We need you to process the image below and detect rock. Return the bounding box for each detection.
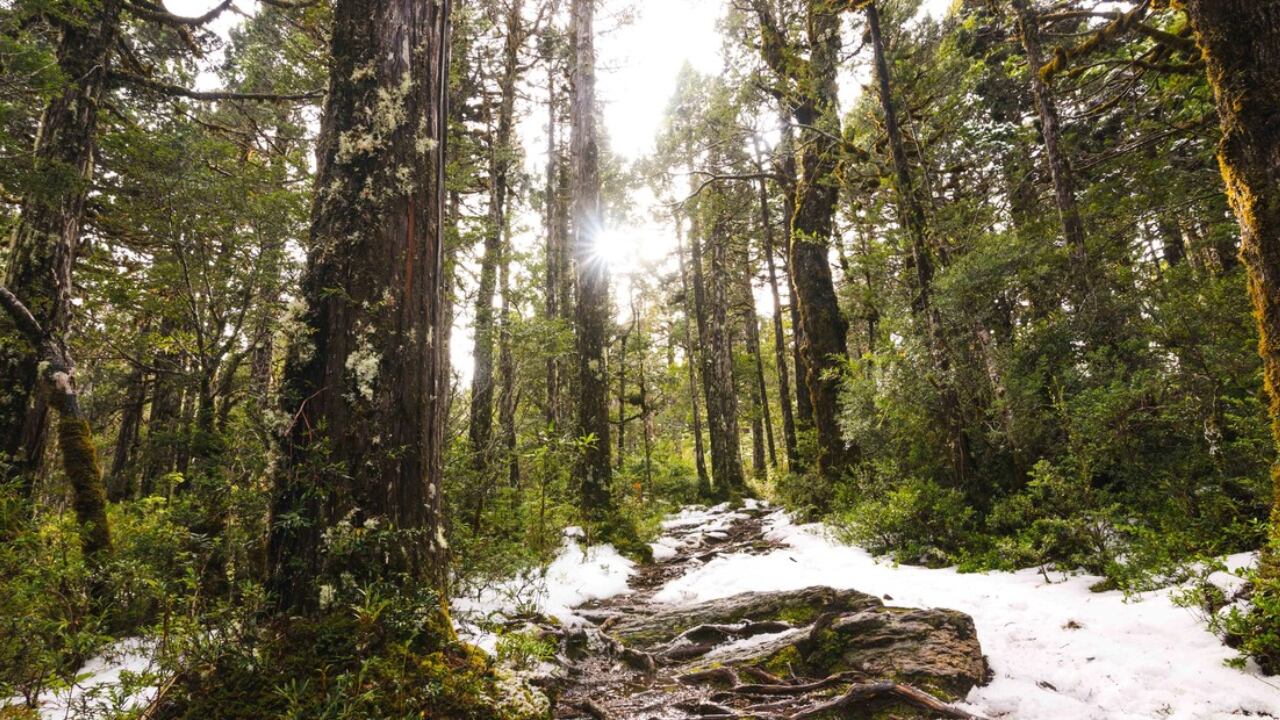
[776,606,989,701]
[611,587,882,647]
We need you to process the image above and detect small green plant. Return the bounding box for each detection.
[495,630,556,671]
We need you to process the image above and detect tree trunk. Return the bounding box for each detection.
[1013,0,1092,298]
[544,59,566,429]
[108,366,146,502]
[698,210,746,498]
[1175,0,1280,590]
[761,175,799,470]
[785,0,852,485]
[866,0,973,490]
[778,121,813,437]
[0,288,111,573]
[676,220,711,495]
[498,243,520,489]
[0,0,122,489]
[267,0,451,610]
[571,0,614,524]
[742,267,776,474]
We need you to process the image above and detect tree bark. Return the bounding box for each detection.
[571,0,614,523]
[1174,0,1280,589]
[742,264,776,474]
[0,288,111,570]
[676,219,711,495]
[1013,0,1092,298]
[788,1,852,485]
[776,117,813,440]
[108,366,147,501]
[267,0,452,610]
[696,208,746,498]
[0,0,122,489]
[760,174,799,470]
[470,0,522,475]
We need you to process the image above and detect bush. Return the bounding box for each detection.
[833,477,975,567]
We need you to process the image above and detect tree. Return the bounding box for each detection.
[1172,0,1280,656]
[570,0,614,526]
[266,0,452,609]
[750,0,853,486]
[0,0,123,487]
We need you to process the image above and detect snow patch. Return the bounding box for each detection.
[454,531,635,653]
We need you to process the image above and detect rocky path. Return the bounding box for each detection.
[538,503,991,720]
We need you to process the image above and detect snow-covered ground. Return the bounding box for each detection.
[453,527,635,653]
[654,508,1277,720]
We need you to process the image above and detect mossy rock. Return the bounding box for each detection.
[611,587,881,648]
[760,607,989,702]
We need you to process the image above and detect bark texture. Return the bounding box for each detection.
[752,0,852,484]
[571,0,614,521]
[0,0,122,488]
[1174,1,1280,582]
[267,0,452,610]
[676,221,711,495]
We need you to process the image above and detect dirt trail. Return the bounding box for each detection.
[543,503,988,720]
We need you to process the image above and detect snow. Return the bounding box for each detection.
[8,638,158,720]
[454,529,635,653]
[654,509,1279,720]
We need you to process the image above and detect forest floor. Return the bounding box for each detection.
[458,501,1280,720]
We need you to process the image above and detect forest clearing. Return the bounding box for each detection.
[1,0,1279,718]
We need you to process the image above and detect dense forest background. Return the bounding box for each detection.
[1,0,1279,716]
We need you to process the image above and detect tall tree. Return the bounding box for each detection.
[267,0,451,609]
[0,0,122,488]
[1012,0,1092,300]
[676,218,711,494]
[751,0,852,485]
[470,0,525,476]
[1173,0,1280,594]
[864,0,973,488]
[570,0,614,526]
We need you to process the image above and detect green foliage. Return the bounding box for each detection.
[834,475,976,567]
[159,584,548,720]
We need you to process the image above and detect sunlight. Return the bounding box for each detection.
[592,228,640,273]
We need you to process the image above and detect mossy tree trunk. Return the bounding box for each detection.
[570,0,615,525]
[0,288,111,569]
[0,0,122,490]
[752,0,853,489]
[266,0,452,610]
[1173,1,1280,582]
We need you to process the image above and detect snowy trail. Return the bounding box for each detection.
[653,507,1276,720]
[461,501,1279,719]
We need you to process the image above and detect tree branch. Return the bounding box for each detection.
[113,71,323,102]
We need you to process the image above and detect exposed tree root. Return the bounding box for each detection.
[788,681,987,720]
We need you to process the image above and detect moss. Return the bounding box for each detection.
[59,415,111,561]
[759,644,804,678]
